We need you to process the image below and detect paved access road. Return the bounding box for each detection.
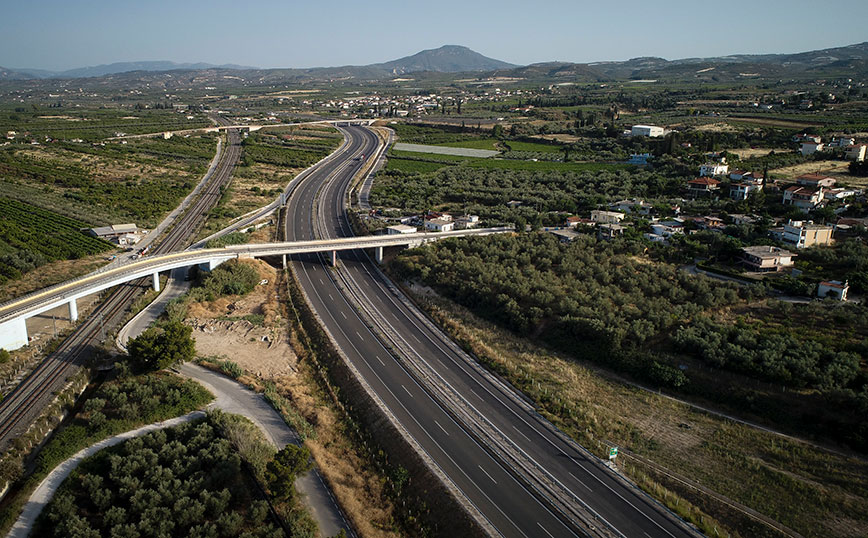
[286,126,700,538]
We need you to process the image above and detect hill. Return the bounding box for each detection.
[373,45,516,74]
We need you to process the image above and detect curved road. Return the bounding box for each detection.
[286,126,699,538]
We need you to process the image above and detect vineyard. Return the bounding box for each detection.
[0,198,114,284]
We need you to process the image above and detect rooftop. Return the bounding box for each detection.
[742,245,796,259]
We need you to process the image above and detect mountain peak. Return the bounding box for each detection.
[376,45,516,74]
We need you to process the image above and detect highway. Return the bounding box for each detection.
[285,126,700,538]
[0,120,242,450]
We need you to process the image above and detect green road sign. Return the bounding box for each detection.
[608,447,618,459]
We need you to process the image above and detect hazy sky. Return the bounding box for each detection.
[3,0,867,71]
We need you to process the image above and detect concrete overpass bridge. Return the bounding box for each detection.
[0,227,511,351]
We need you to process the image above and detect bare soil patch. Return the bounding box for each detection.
[530,134,582,143]
[727,116,820,129]
[694,122,739,133]
[728,147,779,159]
[188,261,294,378]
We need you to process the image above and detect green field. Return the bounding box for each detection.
[0,198,114,284]
[503,140,563,153]
[433,137,500,150]
[466,159,630,172]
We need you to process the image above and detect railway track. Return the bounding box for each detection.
[0,121,241,450]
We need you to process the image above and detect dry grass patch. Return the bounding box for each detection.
[272,372,399,538]
[770,159,851,178]
[0,253,112,303]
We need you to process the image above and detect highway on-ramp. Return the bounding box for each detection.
[284,126,700,538]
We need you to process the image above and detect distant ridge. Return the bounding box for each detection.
[3,41,868,83]
[2,61,258,80]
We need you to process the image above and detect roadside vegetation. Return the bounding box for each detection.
[32,413,301,538]
[405,285,868,538]
[0,368,213,536]
[390,233,868,450]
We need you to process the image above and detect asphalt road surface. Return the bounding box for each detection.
[284,126,699,538]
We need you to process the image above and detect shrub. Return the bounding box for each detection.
[128,321,195,371]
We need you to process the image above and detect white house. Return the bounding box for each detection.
[783,185,825,210]
[455,215,480,229]
[610,198,652,215]
[425,218,454,232]
[796,174,836,188]
[699,162,729,177]
[387,224,417,235]
[740,246,796,272]
[590,210,625,224]
[800,141,824,155]
[730,182,761,201]
[845,144,867,162]
[630,125,665,138]
[818,280,849,301]
[829,137,856,148]
[824,187,862,202]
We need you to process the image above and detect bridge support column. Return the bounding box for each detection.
[374,246,384,264]
[282,254,287,269]
[329,250,337,267]
[68,299,78,322]
[152,272,161,292]
[0,317,29,351]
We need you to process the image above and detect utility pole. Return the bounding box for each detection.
[52,315,57,339]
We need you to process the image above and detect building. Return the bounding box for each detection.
[794,133,822,144]
[597,223,625,241]
[845,144,867,162]
[646,219,684,243]
[699,162,729,177]
[829,137,856,148]
[817,280,849,301]
[548,229,580,243]
[687,177,721,197]
[781,220,833,248]
[86,223,143,246]
[386,224,417,235]
[796,174,836,188]
[627,153,652,165]
[564,216,583,228]
[506,200,523,209]
[425,218,454,232]
[800,141,824,155]
[455,215,480,229]
[730,182,761,201]
[610,198,651,215]
[590,210,625,224]
[630,125,665,138]
[824,187,861,202]
[729,214,758,226]
[740,246,796,272]
[783,185,825,210]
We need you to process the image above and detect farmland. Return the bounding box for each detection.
[0,198,114,285]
